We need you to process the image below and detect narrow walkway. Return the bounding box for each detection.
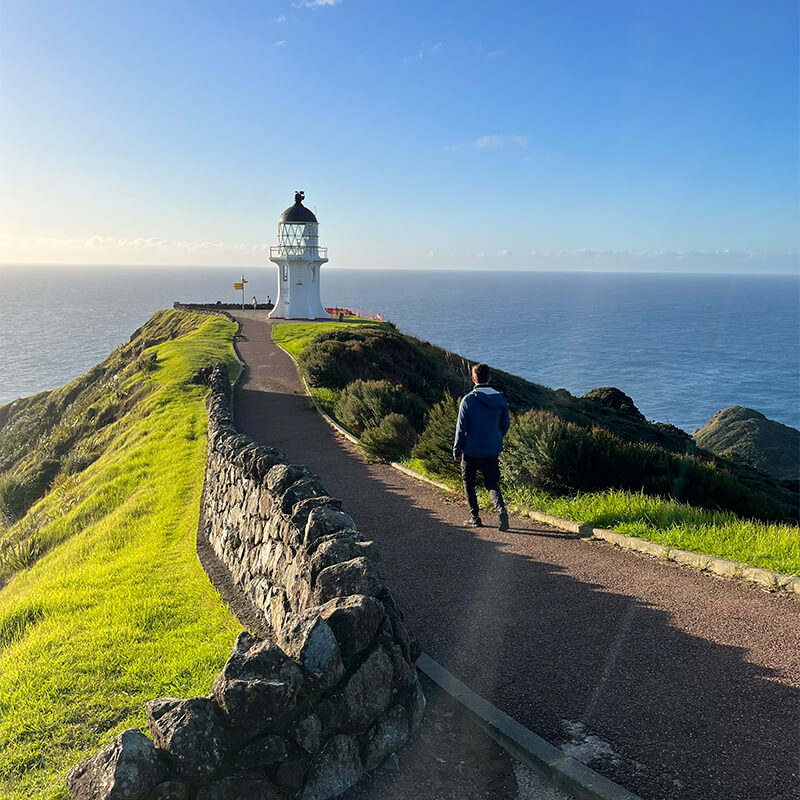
[232,311,799,800]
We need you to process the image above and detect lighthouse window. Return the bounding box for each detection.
[282,265,288,282]
[312,266,316,282]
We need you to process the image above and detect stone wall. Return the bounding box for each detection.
[67,363,424,800]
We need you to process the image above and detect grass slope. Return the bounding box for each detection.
[0,311,242,800]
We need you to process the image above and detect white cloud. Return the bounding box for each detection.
[473,135,528,149]
[432,42,443,53]
[498,249,512,256]
[474,135,505,149]
[403,51,424,64]
[275,14,287,22]
[274,40,286,47]
[0,234,268,254]
[293,0,342,7]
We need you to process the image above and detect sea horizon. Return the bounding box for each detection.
[0,265,797,434]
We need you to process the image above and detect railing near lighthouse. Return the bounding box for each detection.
[269,245,328,258]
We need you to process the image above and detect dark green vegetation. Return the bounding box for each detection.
[277,323,797,525]
[693,406,800,484]
[0,310,241,799]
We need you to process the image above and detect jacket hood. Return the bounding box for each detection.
[470,387,507,409]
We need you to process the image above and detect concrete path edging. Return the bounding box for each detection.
[523,511,800,595]
[417,653,644,800]
[274,327,799,596]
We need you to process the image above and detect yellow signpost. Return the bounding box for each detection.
[234,274,248,309]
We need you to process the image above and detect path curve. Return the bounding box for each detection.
[231,311,800,800]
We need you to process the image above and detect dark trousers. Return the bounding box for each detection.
[460,454,506,519]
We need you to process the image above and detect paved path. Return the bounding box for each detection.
[232,312,800,800]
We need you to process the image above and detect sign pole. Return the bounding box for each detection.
[233,275,248,309]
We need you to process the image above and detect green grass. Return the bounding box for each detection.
[0,312,242,800]
[272,318,389,359]
[503,485,800,575]
[401,466,800,576]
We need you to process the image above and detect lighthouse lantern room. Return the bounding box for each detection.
[268,191,330,319]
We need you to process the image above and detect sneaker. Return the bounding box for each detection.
[498,511,509,532]
[464,516,482,527]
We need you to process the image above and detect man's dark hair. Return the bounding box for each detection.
[472,363,490,384]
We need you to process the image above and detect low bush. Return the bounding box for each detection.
[298,346,351,388]
[500,411,791,521]
[361,413,418,463]
[411,394,461,480]
[335,380,427,435]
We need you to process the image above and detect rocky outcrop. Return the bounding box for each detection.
[67,363,423,800]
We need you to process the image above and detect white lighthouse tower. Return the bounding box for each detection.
[268,191,330,320]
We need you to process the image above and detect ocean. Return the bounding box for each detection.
[0,265,797,434]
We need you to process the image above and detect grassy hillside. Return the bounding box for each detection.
[274,322,796,521]
[693,406,800,483]
[275,321,799,574]
[275,322,693,452]
[0,310,242,800]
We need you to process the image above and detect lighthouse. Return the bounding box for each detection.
[268,191,330,320]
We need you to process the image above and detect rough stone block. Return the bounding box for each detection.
[388,643,415,691]
[212,639,302,732]
[254,448,286,480]
[195,773,283,800]
[304,507,357,547]
[266,464,311,495]
[317,595,384,662]
[318,647,394,731]
[291,496,343,530]
[293,713,323,755]
[277,610,344,690]
[146,697,227,778]
[362,704,409,771]
[301,735,364,800]
[281,477,328,514]
[234,734,288,769]
[151,781,190,800]
[314,557,383,604]
[310,537,371,584]
[275,751,311,793]
[66,728,166,800]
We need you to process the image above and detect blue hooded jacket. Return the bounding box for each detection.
[453,387,511,459]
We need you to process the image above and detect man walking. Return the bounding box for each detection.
[453,363,510,531]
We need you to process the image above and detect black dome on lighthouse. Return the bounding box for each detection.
[279,191,318,224]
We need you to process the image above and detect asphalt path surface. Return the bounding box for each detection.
[231,312,800,800]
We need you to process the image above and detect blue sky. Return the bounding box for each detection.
[1,0,797,271]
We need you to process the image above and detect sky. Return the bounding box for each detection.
[0,0,797,272]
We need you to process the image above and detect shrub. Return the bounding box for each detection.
[411,394,461,480]
[501,412,590,493]
[298,346,351,388]
[335,380,427,434]
[361,414,418,463]
[500,410,789,521]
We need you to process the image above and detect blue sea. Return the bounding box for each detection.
[0,265,797,434]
